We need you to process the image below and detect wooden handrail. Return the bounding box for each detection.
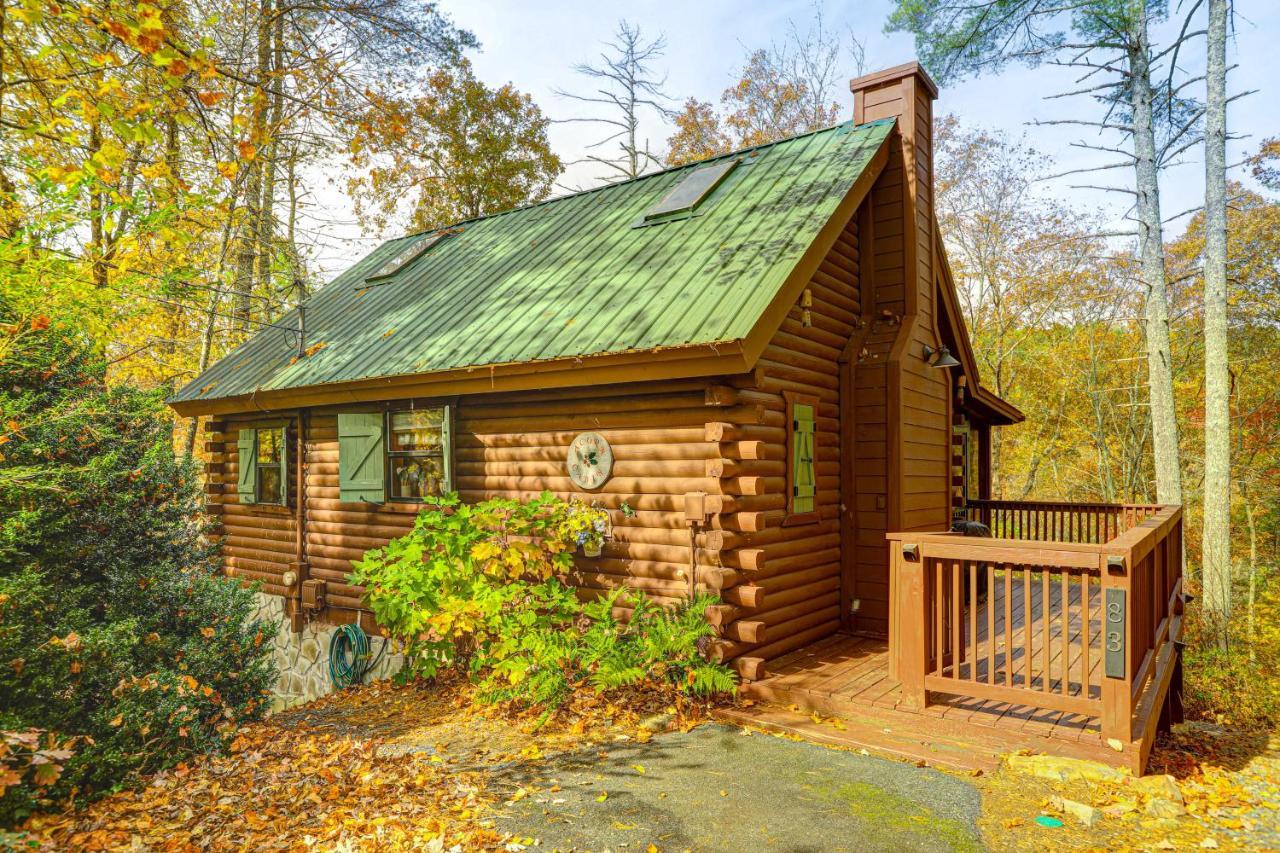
[887,500,1184,773]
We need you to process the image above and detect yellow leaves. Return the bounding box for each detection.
[595,791,608,802]
[109,715,123,727]
[470,541,501,562]
[139,161,171,180]
[632,764,645,774]
[215,161,238,180]
[11,1,45,26]
[50,631,81,651]
[200,627,216,639]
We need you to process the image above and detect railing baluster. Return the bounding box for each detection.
[970,563,979,682]
[1061,571,1071,695]
[1004,564,1013,688]
[1081,572,1091,700]
[1042,570,1052,692]
[987,562,996,685]
[1023,568,1033,690]
[952,561,963,679]
[935,559,944,676]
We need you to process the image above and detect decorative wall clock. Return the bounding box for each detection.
[567,432,613,490]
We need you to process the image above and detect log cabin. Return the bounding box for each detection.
[171,62,1185,773]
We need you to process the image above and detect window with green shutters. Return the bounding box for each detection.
[337,413,387,504]
[236,424,288,506]
[786,394,818,523]
[337,407,452,504]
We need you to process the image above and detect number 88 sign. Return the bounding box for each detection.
[1104,588,1126,679]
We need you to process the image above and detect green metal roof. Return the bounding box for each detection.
[172,118,894,408]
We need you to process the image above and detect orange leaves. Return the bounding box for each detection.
[236,140,257,161]
[196,91,225,108]
[2,730,76,800]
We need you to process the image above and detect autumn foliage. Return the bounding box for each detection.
[0,311,274,825]
[351,494,736,711]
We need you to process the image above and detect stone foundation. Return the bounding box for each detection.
[251,592,404,711]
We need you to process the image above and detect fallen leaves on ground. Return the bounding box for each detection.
[22,686,497,850]
[978,722,1280,851]
[18,675,722,851]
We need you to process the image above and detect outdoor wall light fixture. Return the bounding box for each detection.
[923,344,961,369]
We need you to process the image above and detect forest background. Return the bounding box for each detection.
[1,0,1276,723]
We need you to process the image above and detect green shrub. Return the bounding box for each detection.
[0,311,275,825]
[1183,575,1280,729]
[480,587,738,709]
[350,493,736,710]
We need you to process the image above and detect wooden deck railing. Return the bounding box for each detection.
[958,499,1162,544]
[887,501,1184,772]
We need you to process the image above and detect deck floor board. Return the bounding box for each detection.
[739,629,1114,770]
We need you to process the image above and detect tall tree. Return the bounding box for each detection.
[934,116,1115,492]
[666,11,865,165]
[557,21,673,182]
[1201,0,1230,645]
[347,60,561,232]
[886,0,1197,509]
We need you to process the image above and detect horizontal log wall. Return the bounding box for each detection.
[301,381,734,614]
[708,214,862,668]
[204,417,298,601]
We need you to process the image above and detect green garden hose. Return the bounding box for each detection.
[328,623,384,689]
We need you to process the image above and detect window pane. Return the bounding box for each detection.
[258,465,282,504]
[257,427,282,463]
[644,159,738,220]
[389,409,444,453]
[366,231,447,281]
[390,455,445,500]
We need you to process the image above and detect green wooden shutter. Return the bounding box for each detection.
[441,404,453,493]
[279,426,289,505]
[792,404,815,514]
[338,413,385,503]
[236,428,257,504]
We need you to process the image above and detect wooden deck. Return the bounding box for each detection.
[733,631,1118,771]
[729,502,1185,774]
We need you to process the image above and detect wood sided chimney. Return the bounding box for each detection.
[849,61,940,327]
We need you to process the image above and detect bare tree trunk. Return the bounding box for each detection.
[1128,20,1183,509]
[1202,0,1231,648]
[1243,492,1257,660]
[233,0,273,334]
[255,2,285,295]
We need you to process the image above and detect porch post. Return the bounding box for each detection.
[893,540,929,710]
[1099,551,1134,750]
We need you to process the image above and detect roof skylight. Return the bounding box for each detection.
[643,159,739,222]
[366,231,448,281]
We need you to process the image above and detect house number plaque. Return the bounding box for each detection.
[1104,588,1126,679]
[567,432,613,490]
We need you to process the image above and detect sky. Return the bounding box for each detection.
[304,0,1280,278]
